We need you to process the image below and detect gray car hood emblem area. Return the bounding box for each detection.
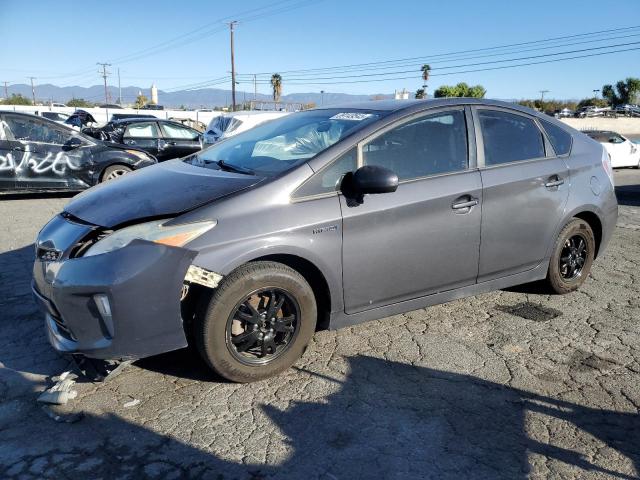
[64,159,262,228]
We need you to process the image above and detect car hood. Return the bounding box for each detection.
[65,160,263,228]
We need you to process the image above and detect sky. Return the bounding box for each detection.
[1,0,639,100]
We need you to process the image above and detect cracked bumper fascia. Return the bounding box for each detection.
[32,238,197,360]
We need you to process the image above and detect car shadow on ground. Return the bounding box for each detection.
[1,246,639,479]
[615,184,640,206]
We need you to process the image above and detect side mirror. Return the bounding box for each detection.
[63,137,82,150]
[352,165,399,194]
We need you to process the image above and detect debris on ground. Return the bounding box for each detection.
[37,373,78,405]
[123,398,141,408]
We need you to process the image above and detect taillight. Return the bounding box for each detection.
[601,146,614,186]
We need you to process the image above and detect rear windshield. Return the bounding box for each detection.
[189,109,383,176]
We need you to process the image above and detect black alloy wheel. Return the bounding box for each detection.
[558,234,588,280]
[546,217,595,294]
[225,288,300,365]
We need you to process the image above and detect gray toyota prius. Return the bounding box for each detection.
[32,99,618,382]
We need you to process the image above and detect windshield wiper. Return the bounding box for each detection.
[216,159,254,175]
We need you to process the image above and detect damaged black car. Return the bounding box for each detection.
[0,111,156,192]
[83,118,204,161]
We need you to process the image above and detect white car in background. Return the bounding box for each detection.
[585,130,640,168]
[204,111,290,144]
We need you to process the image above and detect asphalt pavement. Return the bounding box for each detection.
[1,169,639,479]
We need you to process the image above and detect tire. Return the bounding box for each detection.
[195,261,317,383]
[101,164,132,182]
[545,218,595,294]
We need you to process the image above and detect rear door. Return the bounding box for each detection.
[122,121,161,158]
[474,107,569,281]
[158,122,202,160]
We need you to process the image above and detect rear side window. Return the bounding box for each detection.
[540,119,572,156]
[160,123,199,140]
[478,110,545,166]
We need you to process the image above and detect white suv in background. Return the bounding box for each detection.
[585,130,640,168]
[204,111,290,144]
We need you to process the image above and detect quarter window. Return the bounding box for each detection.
[124,122,159,139]
[294,148,356,198]
[478,110,545,165]
[362,110,468,181]
[540,119,572,156]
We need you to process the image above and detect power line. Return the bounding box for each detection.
[242,25,640,77]
[246,41,640,83]
[238,31,640,79]
[261,45,640,86]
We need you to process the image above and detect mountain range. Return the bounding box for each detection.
[5,83,393,108]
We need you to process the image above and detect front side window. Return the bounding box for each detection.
[190,109,382,177]
[362,110,468,181]
[124,122,159,139]
[4,115,68,144]
[160,123,199,140]
[540,119,572,156]
[478,110,545,166]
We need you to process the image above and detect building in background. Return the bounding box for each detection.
[394,89,410,100]
[150,84,158,105]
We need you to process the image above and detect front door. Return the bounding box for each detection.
[341,108,482,314]
[474,108,570,281]
[3,114,89,190]
[158,122,202,160]
[122,121,161,159]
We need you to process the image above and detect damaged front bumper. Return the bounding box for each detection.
[32,214,203,360]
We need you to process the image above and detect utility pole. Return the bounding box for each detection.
[28,77,36,105]
[228,21,238,112]
[320,90,325,106]
[97,62,111,105]
[253,74,257,101]
[539,90,549,112]
[2,81,8,99]
[118,68,122,105]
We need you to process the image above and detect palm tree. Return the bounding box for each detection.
[420,64,431,97]
[271,74,282,103]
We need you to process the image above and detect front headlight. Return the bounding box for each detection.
[125,149,151,160]
[84,219,216,257]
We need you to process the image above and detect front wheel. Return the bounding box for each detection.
[195,261,317,382]
[101,164,132,182]
[545,218,595,294]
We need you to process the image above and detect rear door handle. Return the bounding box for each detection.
[452,198,479,210]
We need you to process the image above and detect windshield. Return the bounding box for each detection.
[189,109,382,176]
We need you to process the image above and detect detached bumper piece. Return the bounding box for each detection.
[33,238,196,360]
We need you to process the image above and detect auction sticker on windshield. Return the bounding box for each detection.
[329,113,374,121]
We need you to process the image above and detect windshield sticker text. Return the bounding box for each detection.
[329,113,374,121]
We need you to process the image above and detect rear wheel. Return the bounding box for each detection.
[545,218,595,294]
[101,164,132,182]
[195,261,317,382]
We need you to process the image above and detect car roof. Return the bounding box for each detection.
[311,98,540,115]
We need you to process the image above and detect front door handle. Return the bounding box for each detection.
[545,176,565,188]
[452,198,479,210]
